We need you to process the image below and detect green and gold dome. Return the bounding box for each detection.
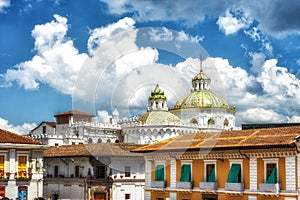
[137,110,181,124]
[174,70,230,109]
[137,84,182,124]
[174,90,229,109]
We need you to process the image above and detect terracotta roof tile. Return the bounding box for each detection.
[0,129,41,144]
[133,126,300,152]
[44,144,90,157]
[44,122,56,128]
[44,143,144,158]
[54,110,95,117]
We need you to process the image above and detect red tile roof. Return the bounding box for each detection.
[0,129,41,144]
[44,143,144,158]
[44,122,56,128]
[133,126,300,152]
[54,110,95,117]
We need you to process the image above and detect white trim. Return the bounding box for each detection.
[263,158,278,183]
[181,160,192,181]
[204,160,216,182]
[229,159,243,182]
[155,161,166,180]
[285,156,296,191]
[170,159,176,188]
[249,157,257,190]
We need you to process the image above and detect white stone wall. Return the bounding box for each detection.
[112,183,144,200]
[170,159,176,189]
[44,157,92,178]
[249,157,257,190]
[145,160,151,189]
[286,156,296,191]
[110,157,145,180]
[169,192,176,200]
[30,123,56,136]
[43,183,85,200]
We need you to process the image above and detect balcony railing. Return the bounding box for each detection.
[151,181,166,188]
[225,182,244,192]
[199,182,218,190]
[176,181,193,189]
[259,183,280,193]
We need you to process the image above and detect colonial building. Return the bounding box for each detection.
[133,126,300,200]
[29,110,121,146]
[0,128,45,199]
[43,143,145,200]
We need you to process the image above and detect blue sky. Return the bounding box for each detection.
[1,0,300,134]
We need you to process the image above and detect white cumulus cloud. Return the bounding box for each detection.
[217,10,251,35]
[0,117,36,135]
[0,0,10,12]
[1,14,88,94]
[238,108,287,124]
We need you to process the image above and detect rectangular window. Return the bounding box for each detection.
[42,126,46,134]
[125,166,131,177]
[54,166,59,177]
[125,193,130,200]
[18,156,27,178]
[206,164,215,182]
[155,164,165,181]
[227,163,241,183]
[266,163,277,183]
[75,165,80,177]
[180,164,191,182]
[96,166,106,179]
[0,156,4,179]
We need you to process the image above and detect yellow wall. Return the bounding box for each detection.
[243,158,250,189]
[166,160,170,187]
[192,159,203,187]
[216,159,229,188]
[176,192,202,200]
[151,192,169,200]
[151,162,155,181]
[218,194,248,200]
[176,160,181,181]
[279,157,286,190]
[257,158,264,187]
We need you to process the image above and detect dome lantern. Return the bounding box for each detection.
[148,84,168,111]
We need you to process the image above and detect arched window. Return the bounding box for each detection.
[224,118,229,126]
[88,138,93,144]
[107,139,111,143]
[190,118,198,124]
[97,138,102,143]
[207,118,215,126]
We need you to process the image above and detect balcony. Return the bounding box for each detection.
[259,183,280,193]
[176,181,193,189]
[199,182,218,190]
[225,182,244,192]
[151,181,166,188]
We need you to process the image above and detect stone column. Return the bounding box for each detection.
[170,159,176,189]
[286,156,296,191]
[249,157,257,191]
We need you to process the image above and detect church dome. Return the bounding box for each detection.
[174,90,229,109]
[174,70,230,110]
[137,110,181,124]
[137,84,182,124]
